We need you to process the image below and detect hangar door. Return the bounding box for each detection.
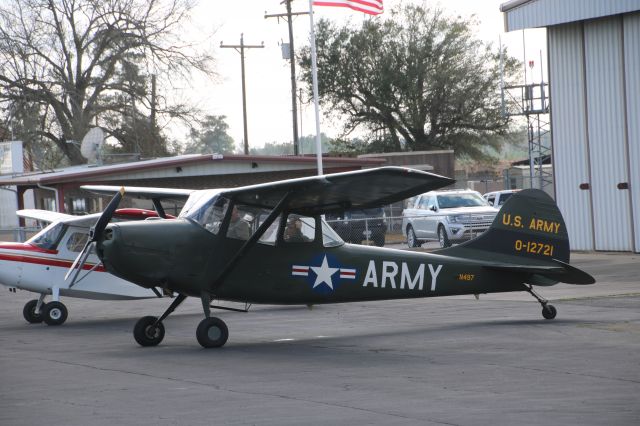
[584,17,634,251]
[550,17,639,252]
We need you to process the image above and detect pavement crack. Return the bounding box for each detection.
[488,363,640,384]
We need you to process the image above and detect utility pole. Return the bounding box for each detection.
[221,34,264,155]
[265,1,309,156]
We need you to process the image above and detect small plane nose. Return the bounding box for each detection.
[99,221,174,288]
[98,219,211,292]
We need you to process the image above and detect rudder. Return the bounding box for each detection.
[442,189,570,263]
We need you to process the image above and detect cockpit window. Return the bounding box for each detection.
[283,214,315,243]
[28,222,66,250]
[66,231,89,253]
[227,205,252,240]
[187,195,229,234]
[321,217,344,247]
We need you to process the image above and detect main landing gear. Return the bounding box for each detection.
[133,293,229,348]
[524,284,557,320]
[23,296,69,326]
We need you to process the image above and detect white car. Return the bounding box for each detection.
[402,189,499,248]
[483,189,520,208]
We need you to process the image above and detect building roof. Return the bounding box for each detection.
[501,0,640,31]
[0,154,384,187]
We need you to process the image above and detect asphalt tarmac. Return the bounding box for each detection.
[1,252,639,426]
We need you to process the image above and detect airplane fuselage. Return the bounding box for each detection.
[99,219,526,305]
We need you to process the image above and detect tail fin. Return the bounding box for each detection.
[441,189,594,285]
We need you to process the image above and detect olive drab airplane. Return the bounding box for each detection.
[0,208,175,326]
[68,167,595,348]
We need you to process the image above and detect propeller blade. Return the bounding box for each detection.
[64,187,124,282]
[91,187,125,240]
[64,238,93,281]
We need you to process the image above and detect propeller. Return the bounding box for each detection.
[65,187,125,284]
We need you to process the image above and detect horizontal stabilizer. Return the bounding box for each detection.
[485,259,595,285]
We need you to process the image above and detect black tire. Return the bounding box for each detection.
[42,301,68,326]
[134,316,165,346]
[23,299,44,324]
[542,304,557,320]
[196,317,229,348]
[406,226,419,248]
[438,225,451,248]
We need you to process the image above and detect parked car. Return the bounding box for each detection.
[483,189,520,208]
[325,208,387,246]
[402,189,498,248]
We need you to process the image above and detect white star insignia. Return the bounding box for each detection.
[310,255,339,290]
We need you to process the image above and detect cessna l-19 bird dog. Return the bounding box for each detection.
[0,209,173,325]
[70,167,595,348]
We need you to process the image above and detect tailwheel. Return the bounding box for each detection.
[524,284,557,320]
[196,317,228,348]
[542,304,557,320]
[23,299,44,324]
[134,316,165,347]
[42,301,68,326]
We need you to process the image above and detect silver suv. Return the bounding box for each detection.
[402,189,498,248]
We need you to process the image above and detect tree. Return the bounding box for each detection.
[183,115,235,155]
[0,0,215,165]
[299,4,520,159]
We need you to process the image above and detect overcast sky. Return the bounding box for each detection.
[177,0,546,151]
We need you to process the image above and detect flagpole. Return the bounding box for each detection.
[308,0,324,175]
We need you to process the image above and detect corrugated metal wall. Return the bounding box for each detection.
[548,23,594,251]
[549,13,640,252]
[584,17,633,251]
[504,0,640,31]
[623,13,640,252]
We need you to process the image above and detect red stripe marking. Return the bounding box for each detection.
[0,253,105,272]
[0,242,57,254]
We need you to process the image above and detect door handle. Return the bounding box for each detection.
[617,182,629,190]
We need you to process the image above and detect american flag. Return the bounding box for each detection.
[313,0,383,15]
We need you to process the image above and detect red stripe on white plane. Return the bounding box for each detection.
[0,252,105,272]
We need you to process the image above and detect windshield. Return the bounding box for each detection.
[27,222,66,250]
[437,193,488,209]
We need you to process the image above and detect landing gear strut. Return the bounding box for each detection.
[134,293,186,346]
[524,284,557,320]
[23,295,69,326]
[133,293,229,348]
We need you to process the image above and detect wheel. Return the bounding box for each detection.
[134,316,165,346]
[196,317,229,348]
[23,299,44,324]
[406,226,419,248]
[42,301,68,326]
[542,304,557,320]
[438,225,451,248]
[373,233,385,247]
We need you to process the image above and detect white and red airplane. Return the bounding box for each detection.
[0,208,173,326]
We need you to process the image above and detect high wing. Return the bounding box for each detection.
[17,209,75,224]
[222,167,454,215]
[81,185,195,200]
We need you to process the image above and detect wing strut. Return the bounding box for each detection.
[210,191,292,291]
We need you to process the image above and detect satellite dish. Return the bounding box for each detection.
[80,127,104,164]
